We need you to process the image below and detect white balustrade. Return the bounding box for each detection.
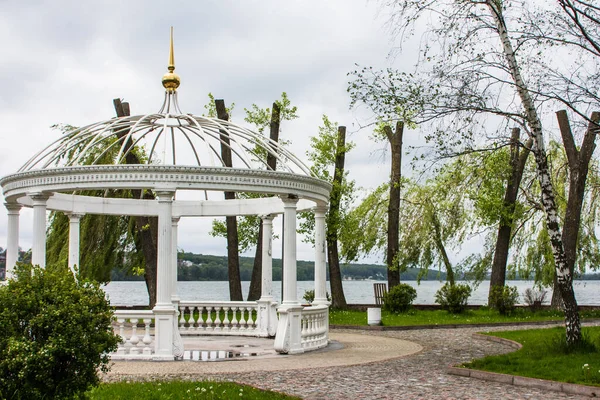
[111,310,154,360]
[178,301,259,336]
[300,305,329,350]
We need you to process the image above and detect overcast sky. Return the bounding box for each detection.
[0,1,427,264]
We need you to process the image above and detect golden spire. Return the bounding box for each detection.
[162,27,181,92]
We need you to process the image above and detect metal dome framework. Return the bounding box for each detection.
[19,91,312,175]
[1,29,332,360]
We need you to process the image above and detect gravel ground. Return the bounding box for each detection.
[104,323,597,399]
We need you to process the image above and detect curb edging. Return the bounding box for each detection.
[447,333,600,397]
[330,318,599,331]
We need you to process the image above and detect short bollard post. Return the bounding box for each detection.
[367,307,382,326]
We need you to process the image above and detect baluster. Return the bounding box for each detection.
[231,307,239,331]
[205,306,213,331]
[179,305,187,331]
[214,306,222,332]
[129,319,140,354]
[116,318,127,355]
[239,307,248,331]
[189,306,198,331]
[222,307,231,332]
[142,318,152,355]
[247,307,255,330]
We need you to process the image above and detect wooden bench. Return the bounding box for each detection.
[374,283,387,306]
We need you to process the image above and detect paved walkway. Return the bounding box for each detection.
[103,323,593,399]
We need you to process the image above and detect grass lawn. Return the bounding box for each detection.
[464,326,600,386]
[329,307,600,327]
[87,381,300,399]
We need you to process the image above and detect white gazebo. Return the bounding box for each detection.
[0,30,332,360]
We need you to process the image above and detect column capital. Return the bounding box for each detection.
[29,192,51,203]
[156,190,175,202]
[67,212,85,221]
[280,195,299,206]
[4,202,22,213]
[171,216,181,224]
[313,205,328,215]
[259,214,275,222]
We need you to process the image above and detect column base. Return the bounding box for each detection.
[152,304,177,360]
[274,305,304,354]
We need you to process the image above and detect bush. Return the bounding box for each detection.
[523,288,548,312]
[434,282,472,313]
[382,283,417,313]
[302,289,331,304]
[490,285,520,315]
[0,263,120,400]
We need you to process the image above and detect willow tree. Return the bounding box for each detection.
[45,104,153,292]
[342,159,487,287]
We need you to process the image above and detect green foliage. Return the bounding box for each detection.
[434,283,472,314]
[489,285,520,315]
[202,92,235,118]
[299,115,356,248]
[513,141,600,286]
[210,93,297,247]
[45,124,150,282]
[347,66,426,136]
[0,263,120,400]
[302,289,331,304]
[244,92,298,134]
[465,327,600,386]
[382,283,417,313]
[339,184,389,262]
[88,380,301,400]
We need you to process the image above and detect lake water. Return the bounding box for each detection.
[103,280,600,306]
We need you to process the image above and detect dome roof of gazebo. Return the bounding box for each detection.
[19,98,310,176]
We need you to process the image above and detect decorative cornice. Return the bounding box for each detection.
[1,165,331,204]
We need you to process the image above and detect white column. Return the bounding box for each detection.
[281,196,299,305]
[259,215,275,301]
[30,192,50,268]
[313,205,329,305]
[5,203,21,280]
[153,190,176,360]
[257,214,277,337]
[171,216,180,303]
[67,213,84,277]
[155,191,174,307]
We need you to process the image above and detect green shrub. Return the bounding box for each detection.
[434,282,472,313]
[490,285,519,315]
[302,289,331,304]
[0,263,120,400]
[382,283,417,313]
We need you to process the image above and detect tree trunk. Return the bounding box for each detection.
[428,202,455,286]
[385,122,404,289]
[488,129,532,304]
[248,102,281,301]
[327,126,348,308]
[551,111,599,307]
[215,99,243,301]
[488,3,581,344]
[113,99,159,308]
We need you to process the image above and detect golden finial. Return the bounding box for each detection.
[162,27,181,92]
